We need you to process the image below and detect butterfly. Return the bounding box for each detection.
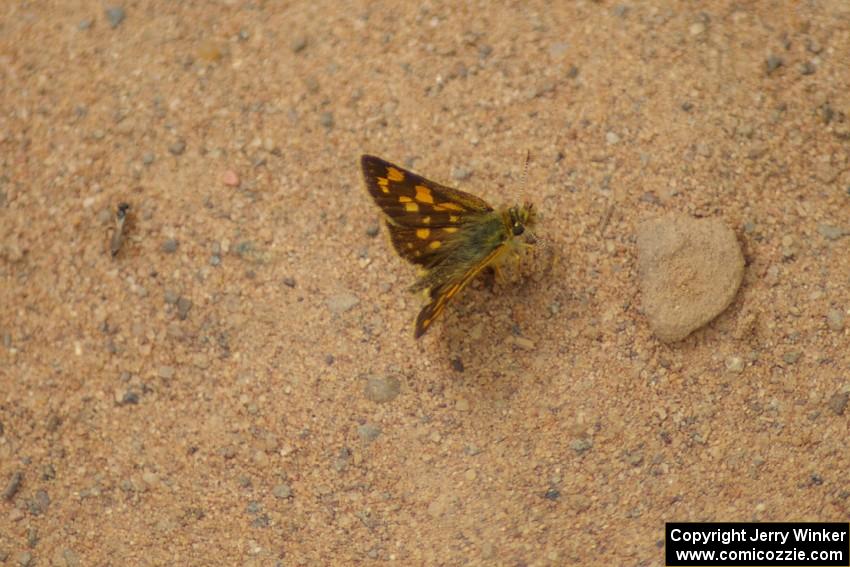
[361,155,536,338]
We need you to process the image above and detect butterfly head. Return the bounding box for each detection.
[506,202,536,242]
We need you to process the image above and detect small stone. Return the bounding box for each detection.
[77,18,93,31]
[570,438,593,454]
[806,38,823,54]
[158,366,175,379]
[464,469,477,482]
[61,549,81,567]
[121,391,140,405]
[291,36,308,53]
[726,356,745,373]
[326,293,359,314]
[142,152,155,165]
[3,471,23,501]
[766,55,783,74]
[16,551,33,567]
[319,112,334,129]
[282,277,296,288]
[364,375,401,403]
[28,489,50,515]
[689,22,705,35]
[168,140,186,155]
[357,424,381,443]
[636,214,745,342]
[222,170,240,187]
[826,309,845,332]
[176,296,192,320]
[161,239,178,253]
[451,357,464,372]
[544,488,560,501]
[548,42,569,58]
[818,224,847,241]
[164,289,179,304]
[451,166,472,181]
[105,6,126,28]
[782,351,801,365]
[365,223,380,238]
[272,483,292,499]
[827,392,848,416]
[800,61,816,75]
[605,131,620,144]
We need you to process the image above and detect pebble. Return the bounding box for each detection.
[77,19,93,31]
[105,6,125,28]
[451,166,473,181]
[826,309,845,332]
[273,483,292,499]
[319,112,334,129]
[176,296,192,319]
[570,438,593,454]
[16,552,33,567]
[161,239,178,253]
[766,55,783,74]
[283,277,296,288]
[28,489,50,515]
[363,375,401,403]
[222,170,240,187]
[326,293,359,314]
[782,351,801,365]
[357,424,381,443]
[544,488,560,501]
[636,213,744,342]
[818,224,847,241]
[548,42,569,58]
[827,392,848,416]
[726,356,745,373]
[689,22,705,35]
[3,471,23,501]
[158,366,175,380]
[366,223,380,237]
[168,140,186,156]
[142,152,155,165]
[291,36,308,53]
[605,131,620,144]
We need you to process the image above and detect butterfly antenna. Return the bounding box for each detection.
[521,150,530,189]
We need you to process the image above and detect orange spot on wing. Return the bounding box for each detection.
[386,167,405,182]
[443,227,458,234]
[415,185,434,204]
[404,202,419,212]
[416,228,430,239]
[428,240,442,249]
[398,196,412,203]
[422,216,431,224]
[434,202,464,211]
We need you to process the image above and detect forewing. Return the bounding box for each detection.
[361,155,492,228]
[413,245,504,338]
[384,221,467,266]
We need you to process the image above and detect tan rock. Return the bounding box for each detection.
[637,214,744,342]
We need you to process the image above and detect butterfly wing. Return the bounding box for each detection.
[361,155,492,229]
[413,245,505,338]
[361,154,505,338]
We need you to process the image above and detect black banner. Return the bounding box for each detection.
[666,522,849,566]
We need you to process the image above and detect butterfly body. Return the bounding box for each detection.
[361,155,535,338]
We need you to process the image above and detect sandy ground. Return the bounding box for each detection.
[1,1,849,565]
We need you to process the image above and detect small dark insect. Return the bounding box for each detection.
[110,202,131,257]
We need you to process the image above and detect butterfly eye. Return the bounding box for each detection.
[512,224,525,236]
